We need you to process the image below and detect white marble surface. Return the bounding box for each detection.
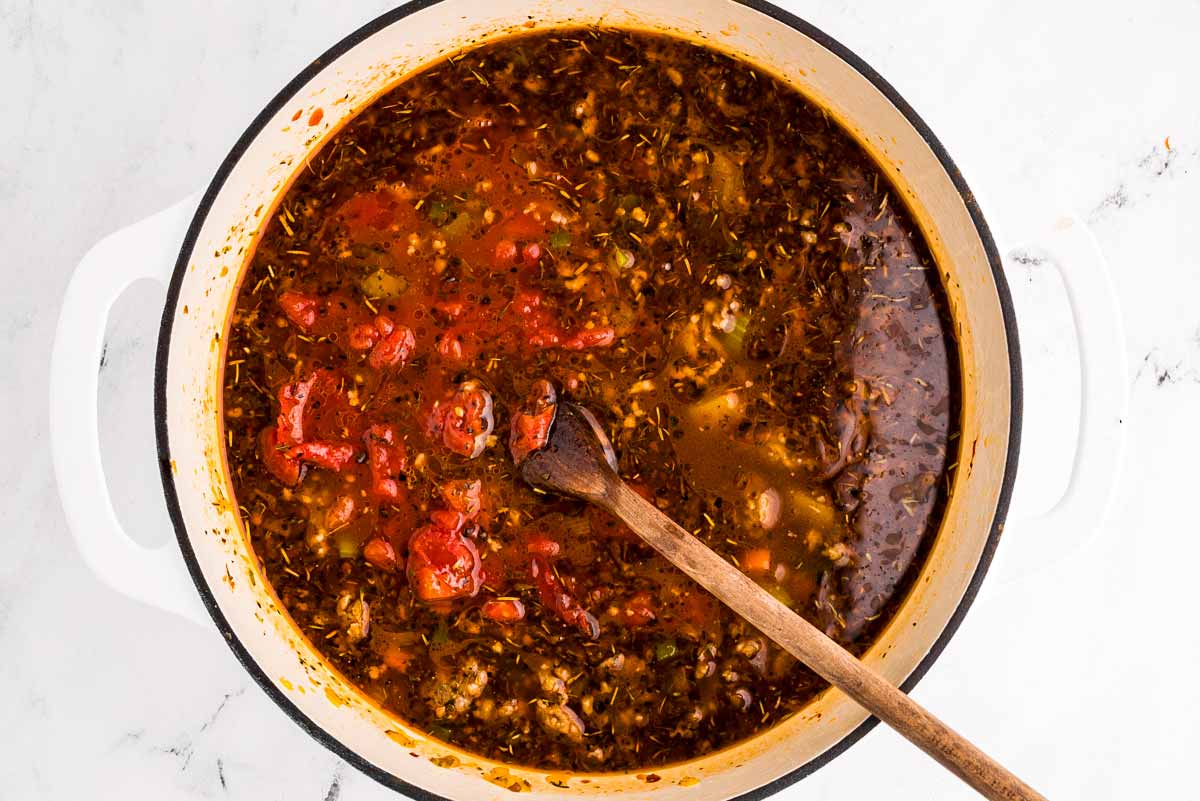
[1,1,1195,799]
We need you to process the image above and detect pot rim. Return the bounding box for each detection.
[153,1,1023,798]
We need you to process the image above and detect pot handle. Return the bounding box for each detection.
[50,193,210,626]
[992,214,1129,585]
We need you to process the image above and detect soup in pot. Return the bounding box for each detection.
[221,28,959,771]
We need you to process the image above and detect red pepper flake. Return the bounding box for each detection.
[291,108,302,122]
[308,107,324,126]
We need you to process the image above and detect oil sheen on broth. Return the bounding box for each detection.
[221,28,959,771]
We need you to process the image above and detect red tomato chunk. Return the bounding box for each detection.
[364,424,408,501]
[363,537,399,570]
[288,440,356,472]
[408,525,483,602]
[278,290,320,331]
[434,382,494,459]
[368,318,416,370]
[259,426,301,485]
[531,554,599,639]
[510,380,557,465]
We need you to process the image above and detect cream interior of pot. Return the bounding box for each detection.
[161,0,1012,798]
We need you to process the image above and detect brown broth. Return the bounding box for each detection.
[221,28,959,771]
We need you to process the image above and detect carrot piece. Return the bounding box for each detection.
[741,548,772,574]
[481,599,526,622]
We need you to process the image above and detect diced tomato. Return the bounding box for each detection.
[337,187,417,242]
[741,548,773,575]
[493,239,518,269]
[481,599,526,622]
[429,509,467,532]
[521,242,542,266]
[510,409,555,463]
[288,440,356,472]
[531,555,599,639]
[407,525,483,602]
[276,373,318,445]
[277,288,420,369]
[422,287,611,364]
[264,370,357,480]
[368,320,416,370]
[526,536,561,558]
[278,290,320,331]
[363,537,399,570]
[364,424,408,501]
[347,322,380,351]
[325,495,357,530]
[436,329,467,361]
[275,369,346,445]
[280,290,377,358]
[259,426,301,485]
[511,291,614,352]
[509,379,557,464]
[562,326,616,350]
[439,480,482,519]
[436,381,494,459]
[615,591,657,626]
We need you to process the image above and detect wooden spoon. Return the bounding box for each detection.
[516,400,1045,801]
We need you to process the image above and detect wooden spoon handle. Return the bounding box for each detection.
[604,481,1045,801]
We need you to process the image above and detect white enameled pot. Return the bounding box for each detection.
[50,1,1129,799]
